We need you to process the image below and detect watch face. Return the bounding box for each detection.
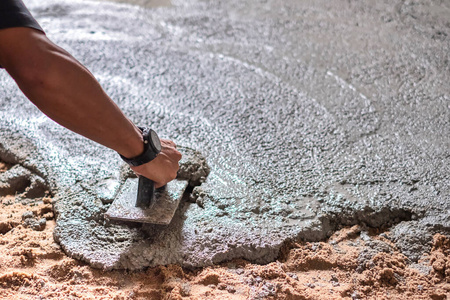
[149,130,161,152]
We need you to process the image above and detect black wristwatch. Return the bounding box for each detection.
[119,127,161,166]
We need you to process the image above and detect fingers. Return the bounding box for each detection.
[154,182,166,189]
[161,139,177,148]
[160,139,182,162]
[130,138,182,188]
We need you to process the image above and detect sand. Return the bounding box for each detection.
[1,159,449,299]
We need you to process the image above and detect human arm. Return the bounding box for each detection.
[0,27,180,187]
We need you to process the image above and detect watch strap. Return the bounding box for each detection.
[119,127,160,166]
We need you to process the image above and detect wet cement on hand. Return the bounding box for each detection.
[0,0,448,269]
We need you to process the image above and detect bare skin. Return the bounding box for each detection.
[0,27,181,188]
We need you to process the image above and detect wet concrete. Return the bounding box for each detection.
[0,0,449,269]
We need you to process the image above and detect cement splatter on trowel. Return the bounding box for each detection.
[105,146,209,225]
[105,179,188,224]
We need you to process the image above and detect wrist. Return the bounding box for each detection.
[119,127,162,166]
[117,125,145,159]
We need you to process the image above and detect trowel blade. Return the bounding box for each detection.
[105,178,188,225]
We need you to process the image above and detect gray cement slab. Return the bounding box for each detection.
[0,0,449,269]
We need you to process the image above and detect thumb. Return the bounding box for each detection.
[154,181,166,189]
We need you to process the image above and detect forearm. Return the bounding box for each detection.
[17,49,143,158]
[0,27,181,186]
[2,29,143,158]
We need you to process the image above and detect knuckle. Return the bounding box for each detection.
[175,151,182,160]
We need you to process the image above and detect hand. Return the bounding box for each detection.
[130,139,182,188]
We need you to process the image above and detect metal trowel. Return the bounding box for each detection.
[105,146,209,225]
[105,176,188,225]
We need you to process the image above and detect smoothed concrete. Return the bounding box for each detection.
[0,0,449,269]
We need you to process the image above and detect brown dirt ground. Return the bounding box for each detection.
[1,163,449,299]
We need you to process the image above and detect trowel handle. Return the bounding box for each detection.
[136,176,155,208]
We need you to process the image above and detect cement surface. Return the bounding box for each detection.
[0,0,449,269]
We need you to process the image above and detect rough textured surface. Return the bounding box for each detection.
[0,165,47,199]
[105,178,188,224]
[2,207,450,300]
[0,0,449,269]
[177,146,210,186]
